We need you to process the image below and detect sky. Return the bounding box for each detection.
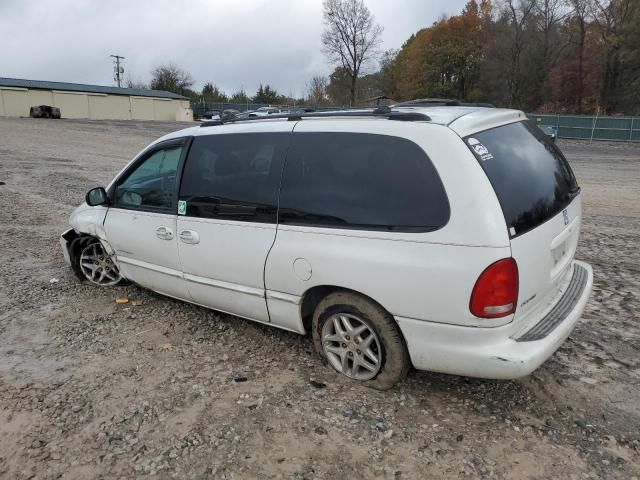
[0,0,469,97]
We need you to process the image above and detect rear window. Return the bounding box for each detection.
[466,121,579,237]
[278,132,450,231]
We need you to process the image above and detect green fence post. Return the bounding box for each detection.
[631,117,635,143]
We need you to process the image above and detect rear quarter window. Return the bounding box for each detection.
[278,132,450,232]
[465,121,579,237]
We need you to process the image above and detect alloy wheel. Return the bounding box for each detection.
[321,313,382,381]
[79,242,121,286]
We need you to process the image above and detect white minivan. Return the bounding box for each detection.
[60,106,593,389]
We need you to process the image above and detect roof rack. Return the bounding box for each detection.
[393,98,496,108]
[199,106,431,127]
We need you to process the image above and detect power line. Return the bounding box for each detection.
[110,54,125,88]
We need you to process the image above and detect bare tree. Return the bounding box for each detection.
[504,0,538,106]
[568,0,593,112]
[306,76,328,105]
[126,77,148,90]
[321,0,383,105]
[537,2,568,74]
[150,64,194,95]
[592,0,636,112]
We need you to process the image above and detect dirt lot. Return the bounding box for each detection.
[0,117,639,480]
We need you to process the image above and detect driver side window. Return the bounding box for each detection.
[114,146,183,211]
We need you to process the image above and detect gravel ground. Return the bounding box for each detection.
[0,117,639,480]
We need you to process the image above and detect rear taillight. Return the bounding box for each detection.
[470,258,519,318]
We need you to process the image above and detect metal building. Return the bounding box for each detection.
[0,77,193,121]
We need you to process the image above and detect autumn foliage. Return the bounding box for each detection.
[335,0,640,114]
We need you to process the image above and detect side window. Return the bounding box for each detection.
[279,132,450,231]
[114,145,183,212]
[179,133,290,222]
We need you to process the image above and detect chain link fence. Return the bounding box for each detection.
[529,113,640,143]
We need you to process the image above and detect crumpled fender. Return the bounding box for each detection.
[69,203,116,255]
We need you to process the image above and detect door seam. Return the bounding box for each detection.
[262,121,299,323]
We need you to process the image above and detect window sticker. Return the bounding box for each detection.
[178,200,187,215]
[468,137,494,161]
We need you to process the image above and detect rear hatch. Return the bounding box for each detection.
[465,120,581,323]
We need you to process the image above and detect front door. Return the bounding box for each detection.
[104,139,189,299]
[176,125,293,322]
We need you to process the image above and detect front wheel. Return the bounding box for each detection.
[72,237,122,286]
[312,291,410,390]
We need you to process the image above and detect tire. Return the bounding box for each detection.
[70,236,123,286]
[312,291,410,390]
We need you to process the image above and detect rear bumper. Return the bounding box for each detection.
[395,260,593,379]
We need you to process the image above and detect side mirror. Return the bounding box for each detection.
[86,187,108,206]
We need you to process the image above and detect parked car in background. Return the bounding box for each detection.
[60,105,592,389]
[206,109,243,121]
[30,105,61,119]
[288,107,316,114]
[199,110,220,120]
[538,124,558,142]
[249,106,281,117]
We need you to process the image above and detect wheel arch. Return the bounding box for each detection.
[299,285,398,334]
[68,233,121,283]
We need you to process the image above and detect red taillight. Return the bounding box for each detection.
[470,258,519,318]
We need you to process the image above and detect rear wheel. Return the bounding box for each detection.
[312,292,410,390]
[71,237,122,286]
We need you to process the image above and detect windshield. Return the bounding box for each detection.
[465,120,579,237]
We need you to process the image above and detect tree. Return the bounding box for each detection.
[378,49,400,99]
[503,0,538,106]
[149,64,194,95]
[229,88,250,104]
[306,76,329,105]
[202,83,228,102]
[253,84,279,104]
[326,67,352,105]
[321,0,383,105]
[394,1,486,101]
[126,78,148,89]
[593,0,639,113]
[356,72,383,102]
[531,0,568,106]
[567,0,593,112]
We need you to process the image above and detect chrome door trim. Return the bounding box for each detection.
[183,273,264,298]
[116,255,183,279]
[266,290,301,305]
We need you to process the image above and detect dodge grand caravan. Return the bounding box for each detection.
[60,106,593,389]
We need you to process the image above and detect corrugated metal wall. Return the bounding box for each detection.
[529,114,640,142]
[0,87,191,121]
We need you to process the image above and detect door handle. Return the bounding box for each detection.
[155,226,174,240]
[179,230,200,244]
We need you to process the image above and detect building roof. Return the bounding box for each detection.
[0,77,187,100]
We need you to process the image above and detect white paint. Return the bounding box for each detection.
[64,108,594,379]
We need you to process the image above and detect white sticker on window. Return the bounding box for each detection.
[468,137,493,161]
[178,200,187,215]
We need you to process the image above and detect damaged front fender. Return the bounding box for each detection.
[62,203,118,262]
[69,203,108,238]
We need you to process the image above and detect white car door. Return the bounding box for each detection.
[103,138,189,300]
[176,123,293,323]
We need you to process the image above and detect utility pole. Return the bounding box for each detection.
[110,54,125,88]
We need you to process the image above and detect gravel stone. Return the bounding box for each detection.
[0,119,639,479]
